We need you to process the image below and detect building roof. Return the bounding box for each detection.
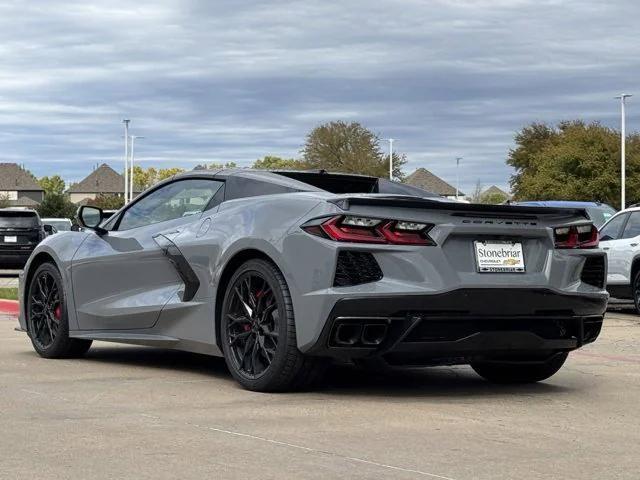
[0,163,43,191]
[9,197,40,207]
[482,185,511,199]
[67,163,135,194]
[405,168,462,197]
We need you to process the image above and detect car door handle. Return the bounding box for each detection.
[602,247,610,250]
[631,243,638,247]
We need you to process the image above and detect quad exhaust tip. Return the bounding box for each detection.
[332,321,389,347]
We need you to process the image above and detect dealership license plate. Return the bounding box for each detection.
[3,236,17,243]
[474,240,525,273]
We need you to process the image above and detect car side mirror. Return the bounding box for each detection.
[43,224,55,235]
[77,206,107,234]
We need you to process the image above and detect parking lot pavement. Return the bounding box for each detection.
[1,313,639,480]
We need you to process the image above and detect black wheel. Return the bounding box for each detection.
[220,259,326,392]
[471,352,568,384]
[27,262,92,358]
[633,271,640,315]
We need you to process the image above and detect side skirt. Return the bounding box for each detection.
[69,331,221,356]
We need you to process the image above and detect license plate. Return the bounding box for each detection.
[474,240,525,273]
[3,236,17,243]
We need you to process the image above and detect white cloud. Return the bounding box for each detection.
[0,0,638,193]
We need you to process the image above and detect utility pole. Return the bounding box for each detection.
[455,157,462,201]
[129,135,144,202]
[388,138,394,180]
[122,119,130,203]
[615,94,632,209]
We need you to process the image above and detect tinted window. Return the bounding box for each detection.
[599,213,628,241]
[586,205,617,228]
[117,179,223,231]
[622,212,640,239]
[0,211,39,228]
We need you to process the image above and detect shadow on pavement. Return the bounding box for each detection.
[44,344,577,398]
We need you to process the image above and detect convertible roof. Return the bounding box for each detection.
[180,168,439,197]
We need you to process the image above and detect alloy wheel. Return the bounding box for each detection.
[29,270,62,350]
[226,272,279,378]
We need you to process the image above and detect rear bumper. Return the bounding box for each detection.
[0,250,32,268]
[306,288,607,365]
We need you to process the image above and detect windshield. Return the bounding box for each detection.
[0,211,39,229]
[45,220,71,231]
[587,206,617,228]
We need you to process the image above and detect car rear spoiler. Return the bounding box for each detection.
[328,195,590,220]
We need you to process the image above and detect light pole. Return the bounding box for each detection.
[388,138,394,180]
[455,157,462,201]
[615,94,632,209]
[122,119,130,203]
[129,135,144,202]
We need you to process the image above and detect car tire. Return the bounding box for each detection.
[27,262,92,358]
[632,271,640,315]
[471,352,568,384]
[220,258,326,392]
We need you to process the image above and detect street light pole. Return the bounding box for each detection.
[615,94,632,209]
[388,138,394,180]
[129,136,144,202]
[455,157,462,201]
[122,119,130,204]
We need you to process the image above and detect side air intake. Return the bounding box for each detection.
[333,251,383,287]
[580,256,605,289]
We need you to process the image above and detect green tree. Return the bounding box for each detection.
[193,162,237,171]
[39,175,66,195]
[89,194,125,210]
[252,156,308,170]
[481,192,509,204]
[302,121,407,180]
[507,121,640,209]
[132,166,187,191]
[0,193,10,209]
[37,194,77,219]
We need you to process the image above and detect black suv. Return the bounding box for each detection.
[0,209,51,268]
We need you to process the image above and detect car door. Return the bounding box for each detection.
[71,178,224,330]
[599,212,630,284]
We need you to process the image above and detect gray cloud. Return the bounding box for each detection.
[1,0,639,192]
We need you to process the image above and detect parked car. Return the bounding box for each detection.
[17,170,606,391]
[41,218,72,232]
[0,209,53,269]
[598,207,640,311]
[515,201,616,228]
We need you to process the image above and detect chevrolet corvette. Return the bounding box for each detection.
[18,169,607,391]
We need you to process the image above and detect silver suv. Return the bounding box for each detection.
[599,208,640,311]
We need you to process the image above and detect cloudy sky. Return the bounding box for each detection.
[1,0,638,193]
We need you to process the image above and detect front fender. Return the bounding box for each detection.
[19,231,90,332]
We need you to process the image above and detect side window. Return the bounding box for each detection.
[599,213,628,241]
[117,179,223,231]
[621,212,640,239]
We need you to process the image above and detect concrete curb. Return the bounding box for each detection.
[0,299,19,317]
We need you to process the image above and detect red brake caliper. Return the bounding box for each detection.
[54,305,62,321]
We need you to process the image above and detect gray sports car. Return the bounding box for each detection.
[18,169,607,391]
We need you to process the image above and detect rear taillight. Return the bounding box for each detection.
[554,224,598,249]
[302,215,435,246]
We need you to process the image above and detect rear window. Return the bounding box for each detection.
[272,171,438,196]
[586,206,617,228]
[0,211,40,228]
[273,171,378,194]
